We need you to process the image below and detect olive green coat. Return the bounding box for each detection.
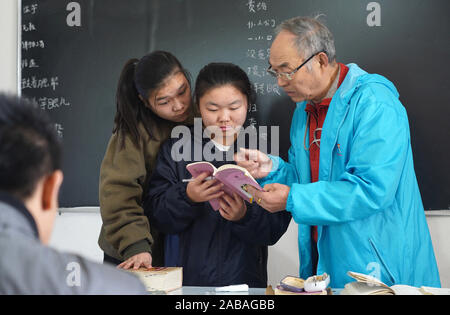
[98,121,181,265]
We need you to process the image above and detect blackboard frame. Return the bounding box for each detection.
[17,0,22,94]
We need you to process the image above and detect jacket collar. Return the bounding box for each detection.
[338,63,400,105]
[0,190,39,239]
[296,63,399,108]
[294,63,400,181]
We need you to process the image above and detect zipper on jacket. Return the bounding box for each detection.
[218,215,223,286]
[369,238,396,284]
[327,106,350,181]
[315,106,349,253]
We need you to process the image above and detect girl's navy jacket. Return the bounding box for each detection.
[144,126,291,288]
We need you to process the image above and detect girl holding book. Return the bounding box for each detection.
[144,62,291,287]
[98,51,194,270]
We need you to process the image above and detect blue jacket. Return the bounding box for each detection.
[144,128,291,287]
[259,63,440,288]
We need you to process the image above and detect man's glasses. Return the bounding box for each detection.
[267,51,324,81]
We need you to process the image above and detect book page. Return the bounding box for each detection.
[391,285,423,295]
[216,164,253,179]
[347,271,390,288]
[340,282,394,295]
[420,287,450,295]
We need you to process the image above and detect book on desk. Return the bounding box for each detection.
[341,271,450,295]
[127,267,182,293]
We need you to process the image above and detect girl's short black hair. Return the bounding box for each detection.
[194,62,255,110]
[0,94,62,200]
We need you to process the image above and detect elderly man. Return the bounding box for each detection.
[237,16,440,288]
[0,95,146,294]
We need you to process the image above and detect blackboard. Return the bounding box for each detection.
[20,0,450,210]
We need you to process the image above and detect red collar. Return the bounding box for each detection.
[305,63,349,113]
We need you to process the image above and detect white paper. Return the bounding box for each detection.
[215,284,249,292]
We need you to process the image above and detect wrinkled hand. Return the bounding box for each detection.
[246,183,290,213]
[234,148,273,179]
[186,172,224,203]
[218,193,247,221]
[117,252,152,270]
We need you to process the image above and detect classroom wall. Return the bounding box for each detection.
[1,1,449,288]
[50,207,299,287]
[50,208,450,288]
[0,0,18,94]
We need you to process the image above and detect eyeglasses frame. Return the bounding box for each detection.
[267,50,325,81]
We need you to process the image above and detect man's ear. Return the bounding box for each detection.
[317,51,330,68]
[41,170,64,211]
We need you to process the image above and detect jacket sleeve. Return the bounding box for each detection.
[99,133,153,259]
[258,106,302,187]
[144,139,204,234]
[230,203,292,246]
[0,239,147,295]
[287,87,410,225]
[258,146,300,187]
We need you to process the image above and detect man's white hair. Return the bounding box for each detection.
[275,15,336,70]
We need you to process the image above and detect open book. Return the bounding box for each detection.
[186,162,264,211]
[127,267,182,293]
[341,271,448,295]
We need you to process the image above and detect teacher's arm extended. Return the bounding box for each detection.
[235,143,300,213]
[243,98,410,226]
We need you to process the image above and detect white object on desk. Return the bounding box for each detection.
[169,286,265,295]
[215,284,249,292]
[304,273,330,292]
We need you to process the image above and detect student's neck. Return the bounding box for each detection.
[211,135,236,147]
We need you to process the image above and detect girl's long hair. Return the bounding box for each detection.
[113,51,191,148]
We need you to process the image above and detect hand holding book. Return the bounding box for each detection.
[186,171,224,203]
[217,192,247,221]
[185,162,264,211]
[245,183,290,213]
